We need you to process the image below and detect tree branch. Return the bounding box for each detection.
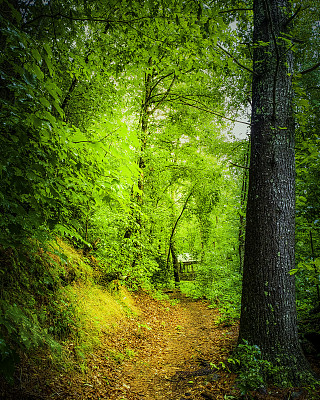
[153,73,176,111]
[283,5,301,28]
[148,72,175,99]
[24,13,162,26]
[24,12,168,43]
[299,61,320,76]
[61,76,78,111]
[72,128,118,144]
[175,98,251,126]
[229,161,250,170]
[216,44,255,75]
[219,8,253,14]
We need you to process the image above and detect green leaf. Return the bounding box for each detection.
[31,48,41,63]
[314,258,320,268]
[39,97,50,108]
[289,268,298,275]
[43,110,56,125]
[53,100,64,119]
[33,65,44,81]
[43,55,54,76]
[43,42,52,57]
[29,114,43,128]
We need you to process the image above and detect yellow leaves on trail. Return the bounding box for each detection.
[63,290,240,400]
[2,288,240,399]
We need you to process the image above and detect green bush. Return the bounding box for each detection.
[0,300,60,383]
[180,260,241,324]
[229,340,273,395]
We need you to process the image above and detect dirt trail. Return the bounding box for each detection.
[2,289,316,399]
[102,291,239,400]
[0,290,238,400]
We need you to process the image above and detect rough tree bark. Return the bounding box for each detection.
[238,143,250,273]
[239,0,313,383]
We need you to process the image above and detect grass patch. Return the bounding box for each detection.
[0,238,141,383]
[53,281,141,367]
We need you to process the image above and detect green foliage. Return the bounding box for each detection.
[0,236,142,382]
[0,242,76,381]
[1,0,246,284]
[293,3,320,331]
[0,0,275,387]
[0,18,56,245]
[230,340,319,394]
[178,165,243,324]
[107,348,137,364]
[48,295,80,339]
[0,298,61,383]
[230,340,274,395]
[181,261,241,325]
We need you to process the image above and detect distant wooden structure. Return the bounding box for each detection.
[177,253,200,281]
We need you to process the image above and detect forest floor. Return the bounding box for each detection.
[1,289,318,400]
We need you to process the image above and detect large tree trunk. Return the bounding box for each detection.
[239,0,312,383]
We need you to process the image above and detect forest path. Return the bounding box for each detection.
[99,290,239,400]
[1,288,239,400]
[3,289,314,399]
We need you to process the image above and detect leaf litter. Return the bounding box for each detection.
[1,289,318,399]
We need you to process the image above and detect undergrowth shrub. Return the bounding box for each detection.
[0,237,139,383]
[179,257,241,324]
[69,283,139,354]
[229,340,273,395]
[0,300,61,383]
[229,340,319,395]
[0,245,63,383]
[48,292,80,339]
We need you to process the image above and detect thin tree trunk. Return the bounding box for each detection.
[170,242,180,287]
[239,0,312,383]
[123,58,153,240]
[166,186,195,270]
